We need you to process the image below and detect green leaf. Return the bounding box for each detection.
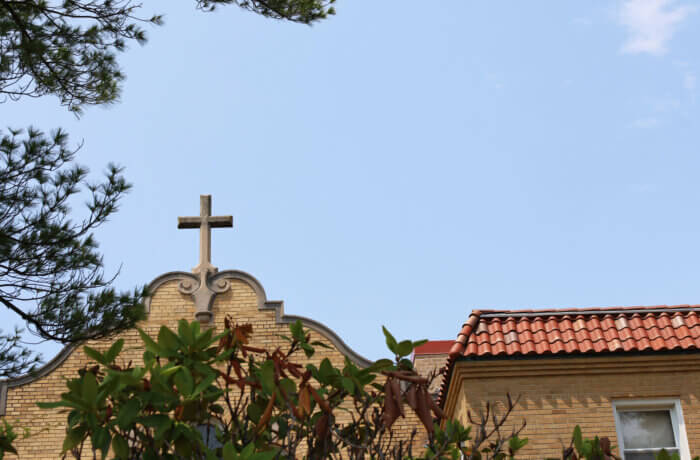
[382,326,398,353]
[412,339,428,348]
[112,434,129,459]
[91,426,111,459]
[62,426,86,453]
[36,401,66,409]
[223,441,238,460]
[301,342,315,358]
[367,359,394,372]
[159,364,182,379]
[319,358,334,382]
[116,398,140,429]
[278,378,297,397]
[82,372,98,406]
[260,361,275,394]
[194,327,215,349]
[104,339,124,363]
[141,414,172,440]
[251,451,279,460]
[396,340,413,357]
[158,326,181,353]
[174,367,194,395]
[290,320,304,341]
[138,328,162,355]
[341,377,355,393]
[247,402,263,423]
[310,340,332,349]
[241,443,255,458]
[178,320,193,345]
[573,425,583,453]
[192,370,217,397]
[509,436,528,452]
[83,346,107,365]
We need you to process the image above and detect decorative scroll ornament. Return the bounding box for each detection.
[177,195,233,323]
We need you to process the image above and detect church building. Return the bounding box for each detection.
[0,196,421,458]
[3,196,700,459]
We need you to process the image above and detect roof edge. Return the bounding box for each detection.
[479,305,700,318]
[438,310,484,408]
[0,268,373,416]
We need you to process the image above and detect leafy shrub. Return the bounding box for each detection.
[19,318,525,459]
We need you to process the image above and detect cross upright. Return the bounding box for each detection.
[178,195,233,276]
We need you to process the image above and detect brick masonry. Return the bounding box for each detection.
[0,272,428,458]
[443,354,700,459]
[412,353,449,397]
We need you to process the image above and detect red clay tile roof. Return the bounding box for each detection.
[413,340,453,355]
[438,305,700,407]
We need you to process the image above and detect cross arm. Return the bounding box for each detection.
[178,217,202,229]
[209,216,233,228]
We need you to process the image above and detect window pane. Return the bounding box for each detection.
[625,450,678,460]
[619,410,676,449]
[625,453,656,460]
[196,424,223,450]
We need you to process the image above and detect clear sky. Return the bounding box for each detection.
[3,0,700,363]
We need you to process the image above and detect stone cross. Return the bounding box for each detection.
[178,195,233,276]
[177,195,233,323]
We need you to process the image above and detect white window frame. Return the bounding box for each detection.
[612,398,691,460]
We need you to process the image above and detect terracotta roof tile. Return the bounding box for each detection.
[618,327,633,342]
[413,340,454,355]
[636,337,652,351]
[521,340,536,354]
[439,305,700,408]
[561,329,575,343]
[675,324,691,339]
[643,315,657,329]
[502,318,517,334]
[504,330,519,344]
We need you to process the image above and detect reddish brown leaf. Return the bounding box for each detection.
[257,393,276,433]
[381,379,400,428]
[405,384,418,410]
[428,393,446,419]
[390,378,404,418]
[414,386,434,435]
[299,386,312,417]
[233,324,253,344]
[287,364,301,378]
[231,360,243,379]
[315,413,330,439]
[309,386,331,413]
[242,345,266,354]
[382,370,428,385]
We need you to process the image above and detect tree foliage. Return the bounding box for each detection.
[29,320,527,459]
[0,0,337,378]
[0,126,145,377]
[0,0,336,112]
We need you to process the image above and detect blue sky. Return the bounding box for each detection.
[3,0,700,362]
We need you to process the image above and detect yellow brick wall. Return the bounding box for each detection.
[445,354,700,459]
[412,353,448,397]
[1,275,427,458]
